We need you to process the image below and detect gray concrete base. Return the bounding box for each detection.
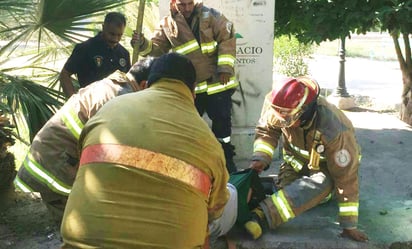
[327,95,357,110]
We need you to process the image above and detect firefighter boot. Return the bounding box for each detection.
[244,207,267,240]
[221,142,237,173]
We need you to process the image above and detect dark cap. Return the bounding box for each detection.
[147,53,196,90]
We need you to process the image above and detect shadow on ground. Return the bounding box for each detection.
[214,111,412,249]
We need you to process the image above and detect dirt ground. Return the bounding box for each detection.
[0,188,61,249]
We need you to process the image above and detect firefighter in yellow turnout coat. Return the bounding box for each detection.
[132,0,238,173]
[247,77,368,242]
[61,53,229,248]
[14,58,155,223]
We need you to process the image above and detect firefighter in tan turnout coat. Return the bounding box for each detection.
[247,76,369,242]
[14,58,155,223]
[132,0,238,173]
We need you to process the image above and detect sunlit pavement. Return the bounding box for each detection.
[221,112,412,249]
[221,57,412,249]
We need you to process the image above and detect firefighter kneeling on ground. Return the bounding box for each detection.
[246,76,369,242]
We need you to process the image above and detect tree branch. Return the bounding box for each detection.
[403,32,412,71]
[391,31,406,72]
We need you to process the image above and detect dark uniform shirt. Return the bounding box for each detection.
[63,32,131,88]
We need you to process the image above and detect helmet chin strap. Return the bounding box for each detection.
[299,101,317,127]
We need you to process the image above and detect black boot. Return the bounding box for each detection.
[220,142,237,174]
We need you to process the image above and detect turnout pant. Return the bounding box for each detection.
[260,163,333,229]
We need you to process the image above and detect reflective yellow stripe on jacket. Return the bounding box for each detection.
[194,77,238,95]
[173,39,200,55]
[253,140,275,158]
[61,107,84,139]
[201,41,217,54]
[283,153,304,172]
[218,54,235,67]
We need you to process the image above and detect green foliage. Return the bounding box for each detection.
[273,35,314,77]
[0,0,131,57]
[374,0,412,34]
[274,0,376,44]
[0,72,65,142]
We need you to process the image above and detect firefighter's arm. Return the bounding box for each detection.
[131,18,172,57]
[213,13,236,78]
[326,130,368,241]
[250,94,282,172]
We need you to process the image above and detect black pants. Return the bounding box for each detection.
[195,90,233,139]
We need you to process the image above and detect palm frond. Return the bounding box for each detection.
[0,0,131,57]
[0,72,65,141]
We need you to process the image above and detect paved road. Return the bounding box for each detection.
[308,55,403,110]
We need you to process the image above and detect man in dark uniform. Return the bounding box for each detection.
[60,12,131,98]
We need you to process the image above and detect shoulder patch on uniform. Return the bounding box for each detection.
[119,58,127,67]
[334,149,351,167]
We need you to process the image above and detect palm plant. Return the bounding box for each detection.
[0,71,64,142]
[0,0,133,141]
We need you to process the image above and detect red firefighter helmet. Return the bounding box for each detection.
[269,76,320,127]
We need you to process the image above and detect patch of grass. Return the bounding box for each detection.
[9,141,29,171]
[315,32,398,61]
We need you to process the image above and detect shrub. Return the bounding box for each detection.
[273,35,314,77]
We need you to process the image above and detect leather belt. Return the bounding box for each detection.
[79,144,211,197]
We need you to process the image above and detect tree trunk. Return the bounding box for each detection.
[0,114,17,191]
[400,72,412,125]
[391,32,412,125]
[0,152,16,191]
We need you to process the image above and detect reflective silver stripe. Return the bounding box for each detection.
[23,153,71,195]
[283,154,303,172]
[61,107,83,140]
[254,140,274,157]
[218,54,235,67]
[194,81,208,93]
[14,176,33,193]
[339,202,359,216]
[201,41,217,54]
[174,40,200,55]
[218,136,231,143]
[202,11,210,18]
[271,190,295,222]
[289,142,325,160]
